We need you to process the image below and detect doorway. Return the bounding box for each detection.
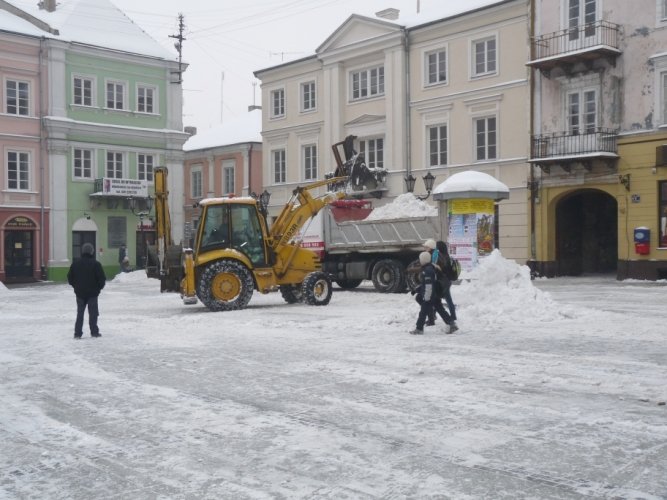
[72,231,96,261]
[135,230,155,269]
[556,189,617,275]
[4,230,34,279]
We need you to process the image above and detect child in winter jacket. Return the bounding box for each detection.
[410,251,452,335]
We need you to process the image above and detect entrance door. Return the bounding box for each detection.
[556,189,617,276]
[72,231,96,261]
[135,230,155,269]
[4,230,33,279]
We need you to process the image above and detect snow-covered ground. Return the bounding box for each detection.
[1,252,666,499]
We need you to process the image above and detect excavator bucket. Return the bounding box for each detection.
[326,135,387,195]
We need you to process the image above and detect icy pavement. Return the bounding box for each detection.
[1,262,666,499]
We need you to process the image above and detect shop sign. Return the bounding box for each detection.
[449,198,495,215]
[100,177,148,197]
[6,216,36,229]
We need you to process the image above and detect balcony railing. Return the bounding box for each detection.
[530,128,618,168]
[529,20,621,66]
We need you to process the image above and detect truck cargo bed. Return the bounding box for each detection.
[323,208,440,253]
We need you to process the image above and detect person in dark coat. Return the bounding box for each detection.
[434,240,458,332]
[67,243,106,339]
[424,239,458,332]
[118,244,127,265]
[410,251,452,335]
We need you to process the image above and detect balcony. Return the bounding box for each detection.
[529,128,618,173]
[527,20,621,76]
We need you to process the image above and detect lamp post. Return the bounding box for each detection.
[259,189,271,218]
[404,171,436,200]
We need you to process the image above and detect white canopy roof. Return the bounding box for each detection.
[433,171,510,201]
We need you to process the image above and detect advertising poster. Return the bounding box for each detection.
[448,199,495,271]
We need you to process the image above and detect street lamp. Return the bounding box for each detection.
[259,189,271,216]
[404,171,436,200]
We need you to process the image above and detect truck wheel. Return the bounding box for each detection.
[371,259,404,293]
[301,271,333,306]
[197,260,254,311]
[405,259,421,293]
[335,278,363,289]
[280,284,303,304]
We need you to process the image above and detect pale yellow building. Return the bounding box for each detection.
[255,0,531,265]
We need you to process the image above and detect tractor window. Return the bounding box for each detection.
[201,205,229,249]
[230,204,266,266]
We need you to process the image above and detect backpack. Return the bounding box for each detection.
[444,256,461,281]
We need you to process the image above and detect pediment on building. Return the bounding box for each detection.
[317,14,402,54]
[345,114,386,126]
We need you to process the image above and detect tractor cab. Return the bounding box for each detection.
[195,198,269,267]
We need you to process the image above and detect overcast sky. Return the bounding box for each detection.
[108,0,500,132]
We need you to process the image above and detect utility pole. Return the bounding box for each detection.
[169,14,185,84]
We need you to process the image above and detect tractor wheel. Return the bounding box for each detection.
[280,284,303,304]
[371,259,404,293]
[335,278,363,289]
[405,259,421,293]
[197,260,254,311]
[301,271,333,306]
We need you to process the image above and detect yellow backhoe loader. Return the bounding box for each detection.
[146,165,347,311]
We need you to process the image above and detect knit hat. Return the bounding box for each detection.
[424,239,436,250]
[82,243,95,256]
[419,251,431,265]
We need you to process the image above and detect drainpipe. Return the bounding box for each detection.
[39,37,47,279]
[247,142,253,196]
[402,27,411,186]
[528,0,537,273]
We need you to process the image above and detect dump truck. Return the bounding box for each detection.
[146,167,347,311]
[298,201,441,293]
[301,136,441,293]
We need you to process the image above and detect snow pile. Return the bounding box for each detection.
[110,270,149,284]
[455,250,582,329]
[0,280,8,294]
[364,193,438,221]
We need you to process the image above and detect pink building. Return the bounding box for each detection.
[0,30,49,283]
[182,109,263,246]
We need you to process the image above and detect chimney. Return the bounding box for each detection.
[375,8,399,21]
[38,0,57,12]
[248,105,262,112]
[184,126,197,136]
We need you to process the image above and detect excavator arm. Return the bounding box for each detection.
[147,167,187,294]
[268,176,348,276]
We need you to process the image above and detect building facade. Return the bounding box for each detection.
[528,0,667,279]
[0,0,187,283]
[0,29,49,283]
[44,42,187,280]
[255,0,531,265]
[182,109,263,247]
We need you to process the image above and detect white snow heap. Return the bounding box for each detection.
[455,249,579,328]
[364,193,437,221]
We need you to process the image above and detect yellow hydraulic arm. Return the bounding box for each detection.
[153,167,173,277]
[268,176,347,276]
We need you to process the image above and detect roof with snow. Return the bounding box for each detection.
[433,171,510,201]
[183,109,262,152]
[0,0,176,60]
